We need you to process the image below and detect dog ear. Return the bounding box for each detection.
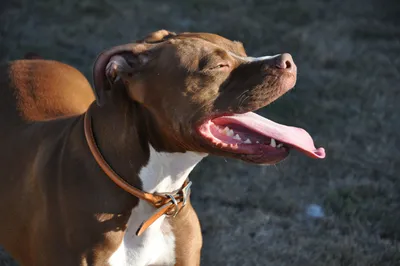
[92,43,150,106]
[92,30,176,106]
[138,29,176,44]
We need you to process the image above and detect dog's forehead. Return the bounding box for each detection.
[170,32,247,56]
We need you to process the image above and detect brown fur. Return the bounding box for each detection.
[0,30,296,265]
[0,56,202,265]
[1,59,94,121]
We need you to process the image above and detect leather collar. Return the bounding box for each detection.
[83,107,192,236]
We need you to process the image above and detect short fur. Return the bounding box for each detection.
[0,30,296,265]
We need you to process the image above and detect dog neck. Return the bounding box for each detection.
[86,92,206,193]
[65,94,206,265]
[139,145,205,193]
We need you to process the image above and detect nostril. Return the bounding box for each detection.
[276,59,292,69]
[284,59,292,69]
[275,53,295,71]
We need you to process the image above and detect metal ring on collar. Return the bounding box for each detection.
[165,194,180,217]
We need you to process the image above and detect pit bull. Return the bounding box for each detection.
[0,30,325,266]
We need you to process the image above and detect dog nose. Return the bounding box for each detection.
[274,53,296,72]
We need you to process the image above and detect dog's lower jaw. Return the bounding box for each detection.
[109,145,205,266]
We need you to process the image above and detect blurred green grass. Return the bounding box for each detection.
[1,0,399,265]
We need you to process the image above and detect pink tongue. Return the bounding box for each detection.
[213,112,325,159]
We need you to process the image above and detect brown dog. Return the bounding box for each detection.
[1,48,202,266]
[0,30,325,266]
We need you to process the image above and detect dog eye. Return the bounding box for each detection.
[210,63,230,70]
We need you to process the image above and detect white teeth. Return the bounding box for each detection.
[222,126,234,137]
[270,138,276,147]
[277,143,283,148]
[233,134,241,140]
[256,141,260,144]
[244,138,252,144]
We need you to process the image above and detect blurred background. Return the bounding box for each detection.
[0,0,399,265]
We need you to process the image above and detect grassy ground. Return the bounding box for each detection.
[1,0,399,265]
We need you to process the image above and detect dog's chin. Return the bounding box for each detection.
[232,152,289,165]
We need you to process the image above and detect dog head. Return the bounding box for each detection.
[92,30,325,164]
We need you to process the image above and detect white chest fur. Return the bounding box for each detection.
[108,145,205,266]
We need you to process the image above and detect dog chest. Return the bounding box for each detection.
[109,146,205,266]
[108,201,176,266]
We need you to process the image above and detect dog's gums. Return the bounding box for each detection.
[197,111,325,164]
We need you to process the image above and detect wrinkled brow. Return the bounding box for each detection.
[173,33,247,56]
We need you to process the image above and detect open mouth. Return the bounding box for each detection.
[197,112,325,164]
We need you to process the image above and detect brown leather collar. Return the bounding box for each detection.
[83,107,192,236]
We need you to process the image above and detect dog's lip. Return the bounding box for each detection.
[196,111,325,160]
[195,118,290,164]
